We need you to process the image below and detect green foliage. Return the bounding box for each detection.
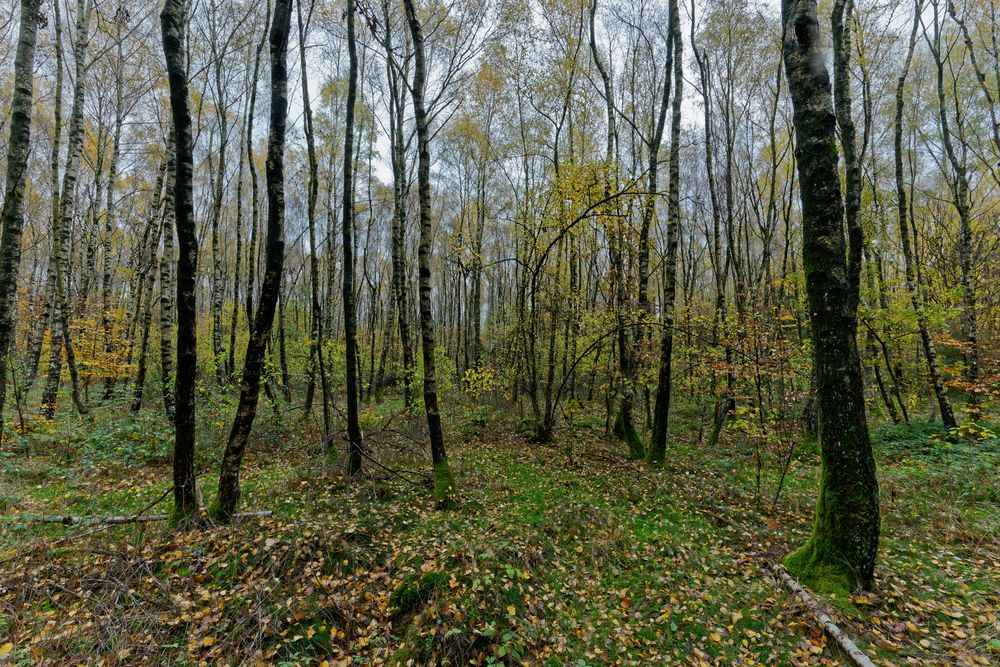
[613,407,644,460]
[389,570,448,619]
[29,410,175,467]
[433,460,457,509]
[871,418,953,459]
[462,364,503,399]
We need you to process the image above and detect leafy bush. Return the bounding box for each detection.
[871,419,951,460]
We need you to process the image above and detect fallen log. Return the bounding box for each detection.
[3,510,272,526]
[770,562,877,667]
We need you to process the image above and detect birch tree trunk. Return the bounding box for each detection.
[341,0,364,474]
[42,0,92,419]
[0,0,41,440]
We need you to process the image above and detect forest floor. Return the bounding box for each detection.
[0,393,997,666]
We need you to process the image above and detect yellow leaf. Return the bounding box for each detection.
[0,643,12,656]
[507,605,516,617]
[201,636,216,647]
[710,632,721,643]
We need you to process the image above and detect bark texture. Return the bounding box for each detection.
[648,0,683,464]
[341,0,364,474]
[0,0,41,440]
[215,0,291,522]
[404,0,455,506]
[161,0,200,524]
[780,0,879,593]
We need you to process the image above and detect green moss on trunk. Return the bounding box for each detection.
[613,407,644,460]
[433,460,455,509]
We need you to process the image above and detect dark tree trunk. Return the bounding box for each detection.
[214,0,291,522]
[342,0,364,474]
[0,0,40,440]
[648,0,682,465]
[404,0,455,506]
[161,0,200,525]
[780,0,879,593]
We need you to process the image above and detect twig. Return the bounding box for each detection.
[770,563,878,667]
[5,510,272,526]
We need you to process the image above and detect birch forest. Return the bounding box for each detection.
[0,0,997,664]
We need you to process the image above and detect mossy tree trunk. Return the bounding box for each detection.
[780,0,879,593]
[648,0,682,465]
[215,0,291,522]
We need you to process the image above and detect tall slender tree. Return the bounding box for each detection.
[215,0,291,522]
[297,0,332,446]
[404,0,456,505]
[382,0,416,408]
[341,0,364,474]
[926,0,980,421]
[893,0,955,427]
[648,0,683,465]
[161,0,200,524]
[0,0,41,441]
[42,0,92,419]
